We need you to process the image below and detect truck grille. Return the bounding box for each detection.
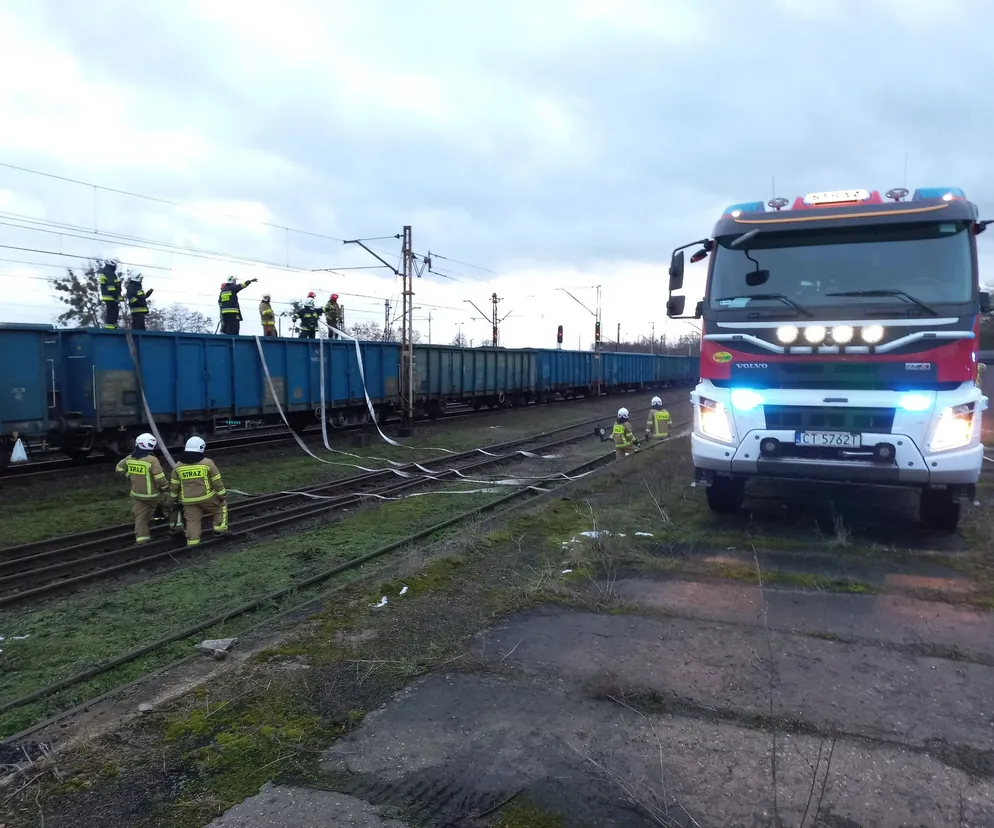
[763,405,895,432]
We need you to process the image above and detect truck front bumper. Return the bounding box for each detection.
[692,430,983,489]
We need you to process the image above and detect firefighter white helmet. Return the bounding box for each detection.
[135,433,157,451]
[651,396,662,407]
[617,407,629,420]
[185,436,206,453]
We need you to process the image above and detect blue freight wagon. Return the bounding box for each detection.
[0,324,700,466]
[413,345,537,413]
[0,325,62,459]
[54,330,402,454]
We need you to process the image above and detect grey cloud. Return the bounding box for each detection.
[9,0,994,274]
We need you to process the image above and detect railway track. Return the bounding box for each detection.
[0,408,670,606]
[0,391,665,481]
[0,417,686,736]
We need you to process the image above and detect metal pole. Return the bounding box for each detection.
[401,226,414,435]
[651,321,655,354]
[491,292,499,347]
[616,322,621,352]
[384,299,390,337]
[594,285,602,398]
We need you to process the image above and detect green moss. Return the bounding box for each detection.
[703,560,881,594]
[492,800,565,828]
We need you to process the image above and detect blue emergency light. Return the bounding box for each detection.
[721,201,766,218]
[911,187,966,202]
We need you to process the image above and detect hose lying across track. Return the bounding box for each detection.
[0,427,686,735]
[0,405,684,606]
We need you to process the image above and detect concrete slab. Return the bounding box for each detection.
[321,672,994,828]
[205,783,410,827]
[614,577,994,662]
[482,607,994,755]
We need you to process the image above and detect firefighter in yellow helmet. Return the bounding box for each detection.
[169,436,228,546]
[260,293,277,337]
[612,407,639,460]
[645,396,670,439]
[115,432,170,544]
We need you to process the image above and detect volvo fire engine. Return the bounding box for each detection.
[666,186,991,531]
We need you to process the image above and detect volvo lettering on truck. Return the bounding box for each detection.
[666,186,991,531]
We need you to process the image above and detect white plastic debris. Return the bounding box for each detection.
[635,532,654,537]
[580,530,611,539]
[196,637,238,653]
[398,585,408,596]
[12,635,28,641]
[9,438,28,464]
[370,596,388,609]
[561,569,573,574]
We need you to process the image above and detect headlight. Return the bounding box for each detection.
[803,325,826,344]
[831,325,854,344]
[730,388,764,411]
[775,325,798,344]
[861,324,885,344]
[929,403,976,452]
[699,397,733,443]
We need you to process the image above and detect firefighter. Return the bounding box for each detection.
[260,293,277,337]
[645,396,671,439]
[98,261,123,329]
[324,293,343,338]
[294,292,320,339]
[115,432,170,544]
[169,436,228,547]
[218,276,258,335]
[613,407,638,460]
[126,274,153,331]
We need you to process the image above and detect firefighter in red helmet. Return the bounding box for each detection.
[324,293,344,339]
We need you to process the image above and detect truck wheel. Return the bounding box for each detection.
[706,478,745,514]
[920,489,960,532]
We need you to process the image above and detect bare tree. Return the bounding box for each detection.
[146,304,214,333]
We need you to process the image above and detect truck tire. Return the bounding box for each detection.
[920,489,960,532]
[706,477,745,514]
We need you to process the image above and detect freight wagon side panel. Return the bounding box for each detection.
[0,324,55,437]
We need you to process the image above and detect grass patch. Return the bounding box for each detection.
[0,490,493,739]
[491,799,565,828]
[700,559,881,594]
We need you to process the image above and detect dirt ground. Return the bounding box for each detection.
[6,422,994,828]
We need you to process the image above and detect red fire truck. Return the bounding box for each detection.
[667,187,990,531]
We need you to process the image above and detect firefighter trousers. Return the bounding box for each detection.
[615,446,636,461]
[132,497,159,542]
[103,301,119,329]
[263,324,277,337]
[221,315,240,335]
[131,313,147,331]
[182,498,229,546]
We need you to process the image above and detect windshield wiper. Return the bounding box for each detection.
[715,293,814,318]
[825,289,938,316]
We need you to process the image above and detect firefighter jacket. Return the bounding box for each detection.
[260,300,276,328]
[612,422,636,448]
[99,266,122,303]
[115,451,169,499]
[169,455,227,504]
[324,300,342,328]
[126,281,153,314]
[646,408,670,437]
[295,304,320,331]
[218,279,256,320]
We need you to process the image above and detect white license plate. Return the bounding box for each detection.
[795,431,861,448]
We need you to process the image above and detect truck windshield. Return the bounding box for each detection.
[708,220,973,313]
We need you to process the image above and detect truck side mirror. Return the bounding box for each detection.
[666,296,686,317]
[694,301,703,319]
[668,251,685,292]
[981,291,992,313]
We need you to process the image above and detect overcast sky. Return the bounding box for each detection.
[1,0,992,347]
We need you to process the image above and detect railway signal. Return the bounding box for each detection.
[556,325,563,348]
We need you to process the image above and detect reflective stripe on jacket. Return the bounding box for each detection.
[127,284,152,313]
[646,409,670,437]
[260,301,276,326]
[115,455,169,499]
[99,271,122,302]
[219,284,244,316]
[612,422,635,448]
[169,457,226,504]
